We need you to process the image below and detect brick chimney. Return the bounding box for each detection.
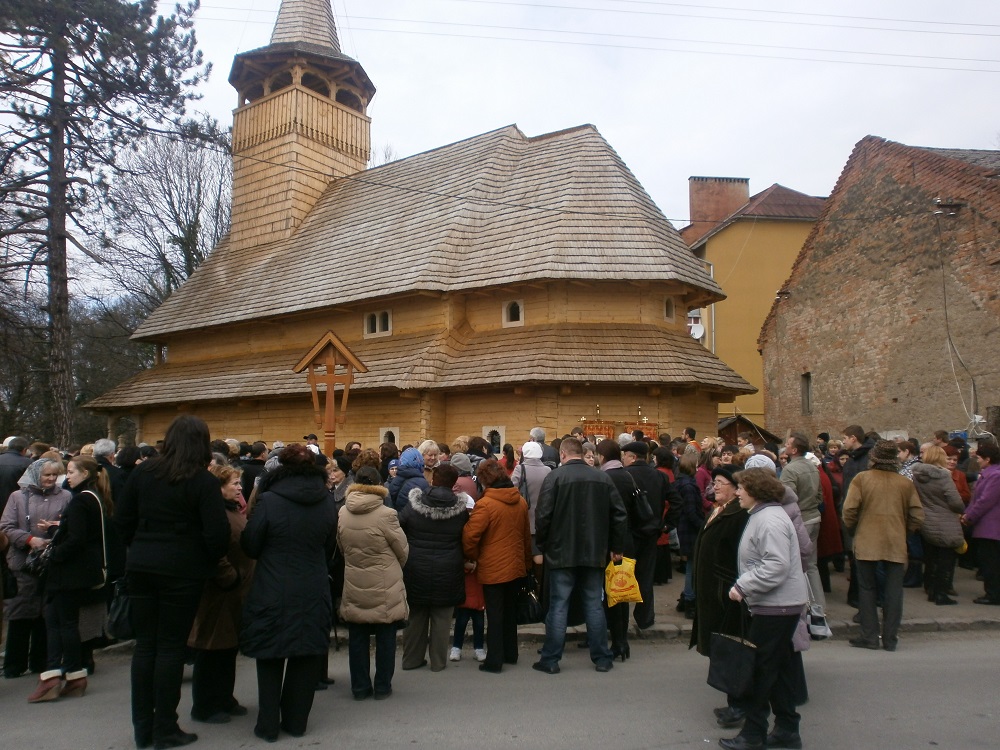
[680,176,750,246]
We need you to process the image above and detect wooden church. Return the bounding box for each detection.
[88,0,754,450]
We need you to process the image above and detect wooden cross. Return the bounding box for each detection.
[294,331,368,455]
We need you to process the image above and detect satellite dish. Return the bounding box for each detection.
[690,323,705,339]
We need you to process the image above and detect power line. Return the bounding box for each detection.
[194,17,1000,73]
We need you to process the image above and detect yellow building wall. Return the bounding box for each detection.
[702,219,814,423]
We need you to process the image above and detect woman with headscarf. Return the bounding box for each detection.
[28,455,112,703]
[339,466,409,700]
[462,459,532,674]
[240,444,337,741]
[1,458,71,679]
[387,447,428,512]
[509,441,551,570]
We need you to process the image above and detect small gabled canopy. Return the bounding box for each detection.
[293,330,368,374]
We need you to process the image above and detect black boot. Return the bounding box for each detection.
[901,561,923,588]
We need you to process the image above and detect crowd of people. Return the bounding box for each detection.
[1,420,997,750]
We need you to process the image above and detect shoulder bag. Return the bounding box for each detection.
[707,604,756,699]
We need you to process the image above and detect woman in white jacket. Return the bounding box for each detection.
[722,468,808,750]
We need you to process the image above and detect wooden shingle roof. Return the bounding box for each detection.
[87,323,754,410]
[133,124,724,342]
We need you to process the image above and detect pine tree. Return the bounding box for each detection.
[0,0,209,444]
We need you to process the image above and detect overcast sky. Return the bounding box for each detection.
[188,0,1000,226]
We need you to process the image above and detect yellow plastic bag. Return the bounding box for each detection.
[605,557,643,607]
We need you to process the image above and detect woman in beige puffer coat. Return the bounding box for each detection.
[337,467,408,700]
[913,446,965,606]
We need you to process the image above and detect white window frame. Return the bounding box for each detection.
[379,427,401,446]
[502,299,524,328]
[363,309,392,338]
[482,426,506,453]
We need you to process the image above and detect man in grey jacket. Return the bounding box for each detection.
[780,433,824,614]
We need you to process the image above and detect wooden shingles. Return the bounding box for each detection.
[87,324,753,410]
[134,125,723,342]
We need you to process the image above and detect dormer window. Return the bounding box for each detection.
[502,300,524,328]
[364,310,392,338]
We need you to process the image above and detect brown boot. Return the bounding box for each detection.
[27,671,63,703]
[60,669,88,697]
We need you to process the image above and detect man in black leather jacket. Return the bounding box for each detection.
[533,438,627,674]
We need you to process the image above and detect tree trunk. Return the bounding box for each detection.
[48,29,74,446]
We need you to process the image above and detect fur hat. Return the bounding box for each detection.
[870,439,900,470]
[622,441,648,457]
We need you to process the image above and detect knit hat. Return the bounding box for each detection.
[449,452,473,475]
[520,442,543,460]
[870,439,900,470]
[388,458,400,470]
[399,446,424,470]
[334,455,353,475]
[745,454,777,473]
[622,441,648,457]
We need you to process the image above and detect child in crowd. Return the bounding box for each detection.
[450,494,486,662]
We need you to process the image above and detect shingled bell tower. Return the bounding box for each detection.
[228,0,375,249]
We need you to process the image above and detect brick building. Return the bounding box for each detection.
[759,136,1000,441]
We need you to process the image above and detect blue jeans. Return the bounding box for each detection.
[683,557,695,602]
[539,566,612,666]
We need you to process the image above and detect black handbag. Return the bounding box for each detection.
[106,578,134,640]
[23,544,52,577]
[706,607,756,699]
[626,473,662,538]
[515,573,543,625]
[1,555,17,599]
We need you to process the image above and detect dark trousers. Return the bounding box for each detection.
[856,560,903,649]
[347,622,397,697]
[632,535,658,629]
[4,616,47,676]
[191,647,239,720]
[482,580,520,670]
[606,600,629,653]
[255,655,322,737]
[43,589,86,674]
[128,572,205,744]
[452,608,485,650]
[923,543,956,600]
[739,613,801,743]
[653,544,672,584]
[977,538,1000,602]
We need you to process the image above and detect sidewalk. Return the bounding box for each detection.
[515,560,1000,644]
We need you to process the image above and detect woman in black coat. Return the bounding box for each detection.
[689,465,750,724]
[675,454,706,617]
[115,416,231,750]
[398,464,469,672]
[27,455,110,703]
[240,445,337,743]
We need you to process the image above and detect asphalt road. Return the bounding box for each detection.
[2,631,997,749]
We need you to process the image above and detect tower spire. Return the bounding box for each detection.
[227,0,375,250]
[270,0,342,53]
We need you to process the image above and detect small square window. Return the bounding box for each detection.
[502,299,524,328]
[363,310,392,338]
